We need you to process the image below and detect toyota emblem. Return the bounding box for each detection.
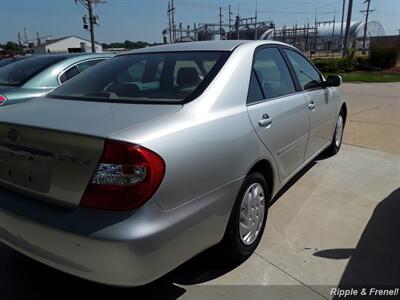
[8,128,21,143]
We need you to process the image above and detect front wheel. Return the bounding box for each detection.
[325,110,345,156]
[222,172,270,261]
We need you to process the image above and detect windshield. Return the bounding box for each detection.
[48,51,230,104]
[0,55,65,86]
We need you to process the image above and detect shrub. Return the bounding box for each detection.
[369,46,398,69]
[313,58,340,73]
[356,56,369,65]
[313,50,357,73]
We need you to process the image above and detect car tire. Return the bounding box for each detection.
[325,110,345,156]
[222,172,270,262]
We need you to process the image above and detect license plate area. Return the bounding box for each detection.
[0,148,52,193]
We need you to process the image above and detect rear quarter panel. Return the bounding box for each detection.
[110,43,280,210]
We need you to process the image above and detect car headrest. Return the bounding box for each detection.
[177,67,200,87]
[106,83,140,98]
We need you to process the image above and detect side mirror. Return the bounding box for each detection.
[325,74,342,87]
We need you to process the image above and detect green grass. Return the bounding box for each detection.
[324,72,400,83]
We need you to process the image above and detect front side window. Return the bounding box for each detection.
[0,56,64,86]
[49,51,229,104]
[283,49,322,91]
[251,47,296,101]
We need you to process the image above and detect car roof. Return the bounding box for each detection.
[26,53,113,61]
[52,53,114,65]
[29,53,113,73]
[122,40,284,55]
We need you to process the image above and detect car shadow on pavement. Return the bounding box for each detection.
[313,188,400,296]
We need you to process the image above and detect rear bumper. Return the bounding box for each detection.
[1,210,140,286]
[0,179,241,286]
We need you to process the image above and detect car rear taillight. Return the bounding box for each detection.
[80,139,165,210]
[0,94,7,106]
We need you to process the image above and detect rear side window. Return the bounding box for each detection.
[251,47,296,101]
[49,51,229,104]
[59,66,80,84]
[77,59,104,72]
[283,49,322,91]
[60,59,106,84]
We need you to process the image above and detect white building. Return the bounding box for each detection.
[32,36,103,54]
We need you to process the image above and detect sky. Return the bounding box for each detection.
[0,0,399,44]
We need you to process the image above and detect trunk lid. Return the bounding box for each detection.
[0,97,181,208]
[0,85,47,107]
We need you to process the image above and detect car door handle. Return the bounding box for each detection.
[258,114,272,127]
[308,102,316,110]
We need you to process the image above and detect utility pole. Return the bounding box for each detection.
[23,28,28,44]
[236,15,240,40]
[75,0,102,53]
[219,6,223,40]
[237,0,240,39]
[167,1,172,43]
[171,0,176,43]
[17,32,22,47]
[228,5,233,38]
[342,0,353,56]
[361,0,374,54]
[254,0,258,40]
[87,0,96,52]
[340,0,346,37]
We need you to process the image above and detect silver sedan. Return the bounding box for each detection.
[0,40,346,286]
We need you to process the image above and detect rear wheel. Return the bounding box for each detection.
[222,172,270,261]
[325,110,345,156]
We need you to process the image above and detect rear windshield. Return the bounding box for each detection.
[0,56,65,86]
[48,51,230,104]
[0,57,24,68]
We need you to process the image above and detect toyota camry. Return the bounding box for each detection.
[0,40,346,286]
